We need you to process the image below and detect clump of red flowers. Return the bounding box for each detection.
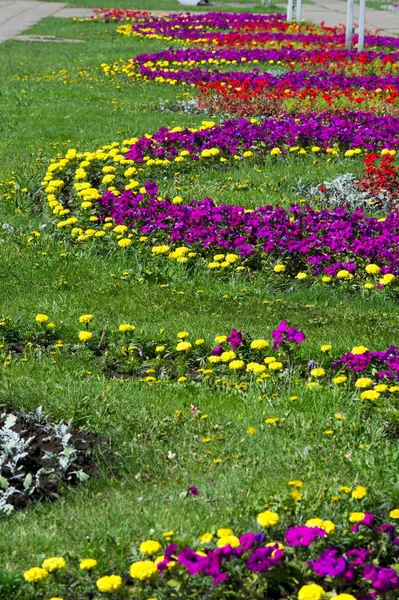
[358,153,399,207]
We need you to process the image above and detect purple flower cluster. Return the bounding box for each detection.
[152,513,399,597]
[334,346,399,380]
[99,189,399,275]
[125,113,399,161]
[271,321,306,350]
[176,536,282,584]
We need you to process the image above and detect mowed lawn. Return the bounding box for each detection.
[1,15,399,580]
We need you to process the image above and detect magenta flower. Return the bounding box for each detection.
[285,525,327,547]
[310,548,347,577]
[226,328,243,349]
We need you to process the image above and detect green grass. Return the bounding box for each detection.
[39,0,287,12]
[0,14,398,595]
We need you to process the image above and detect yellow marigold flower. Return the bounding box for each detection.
[288,480,303,487]
[320,520,335,534]
[349,512,365,523]
[163,531,174,538]
[152,245,170,255]
[140,540,162,557]
[217,528,233,537]
[270,147,281,156]
[250,339,269,350]
[49,597,64,600]
[306,518,322,528]
[177,331,189,339]
[176,341,192,352]
[364,282,375,290]
[23,567,49,583]
[334,594,356,600]
[265,417,279,424]
[374,384,388,392]
[79,314,94,324]
[310,368,325,377]
[389,509,399,519]
[200,532,213,544]
[178,376,187,383]
[35,313,49,324]
[225,253,239,263]
[268,361,283,371]
[208,355,221,363]
[264,357,277,365]
[296,272,308,280]
[118,238,132,247]
[80,201,92,209]
[351,346,368,355]
[214,336,227,343]
[273,264,285,273]
[355,377,373,389]
[229,360,245,370]
[195,339,205,345]
[96,574,123,592]
[119,324,135,333]
[172,196,183,204]
[339,486,351,493]
[246,426,256,435]
[246,362,266,373]
[298,583,326,600]
[291,489,302,500]
[380,273,395,286]
[156,345,165,353]
[333,376,348,384]
[78,331,93,342]
[337,269,353,280]
[42,557,66,572]
[360,390,380,401]
[79,558,98,571]
[365,264,380,275]
[257,510,279,528]
[217,535,240,548]
[321,345,332,352]
[352,485,367,499]
[220,351,236,362]
[322,276,331,283]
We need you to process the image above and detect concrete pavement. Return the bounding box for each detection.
[301,0,399,35]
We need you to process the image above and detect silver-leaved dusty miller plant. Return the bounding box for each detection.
[294,173,391,211]
[0,408,88,515]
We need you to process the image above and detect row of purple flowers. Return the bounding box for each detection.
[125,113,399,160]
[99,186,399,275]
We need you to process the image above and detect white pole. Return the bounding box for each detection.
[358,0,366,52]
[345,0,354,50]
[287,0,294,22]
[296,0,302,22]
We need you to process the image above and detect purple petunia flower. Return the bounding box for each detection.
[177,548,209,575]
[310,548,347,577]
[285,525,327,547]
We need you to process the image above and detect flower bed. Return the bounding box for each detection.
[19,505,399,599]
[3,316,399,409]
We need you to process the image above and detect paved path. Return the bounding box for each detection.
[0,0,397,45]
[0,1,66,43]
[301,0,399,35]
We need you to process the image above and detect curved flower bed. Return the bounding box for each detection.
[3,315,399,404]
[123,114,399,159]
[109,11,398,51]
